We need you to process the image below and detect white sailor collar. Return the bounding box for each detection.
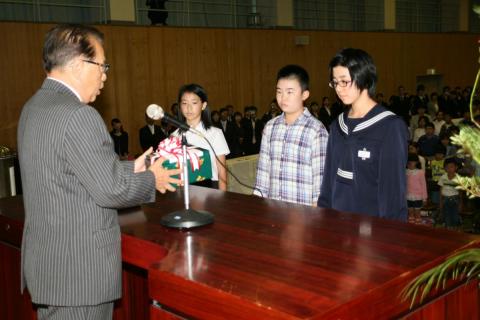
[338,106,395,135]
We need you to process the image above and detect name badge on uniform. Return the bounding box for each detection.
[358,148,371,160]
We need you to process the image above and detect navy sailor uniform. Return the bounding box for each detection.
[318,105,408,221]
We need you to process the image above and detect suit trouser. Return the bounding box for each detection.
[37,302,113,320]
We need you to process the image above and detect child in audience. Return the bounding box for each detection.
[430,145,446,182]
[418,122,440,159]
[408,142,426,170]
[406,154,427,224]
[174,83,230,190]
[440,134,458,158]
[438,158,461,228]
[429,145,446,206]
[412,116,428,142]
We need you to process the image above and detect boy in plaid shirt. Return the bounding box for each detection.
[254,65,328,206]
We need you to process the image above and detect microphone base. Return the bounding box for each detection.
[160,208,214,229]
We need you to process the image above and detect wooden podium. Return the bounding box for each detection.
[1,186,479,319]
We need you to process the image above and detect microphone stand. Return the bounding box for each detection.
[160,132,214,229]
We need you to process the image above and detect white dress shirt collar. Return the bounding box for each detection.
[47,77,82,102]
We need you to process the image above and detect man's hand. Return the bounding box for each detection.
[148,157,183,193]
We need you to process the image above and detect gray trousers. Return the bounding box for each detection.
[37,302,113,320]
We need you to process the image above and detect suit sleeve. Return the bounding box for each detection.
[253,122,272,197]
[65,106,156,208]
[377,118,408,221]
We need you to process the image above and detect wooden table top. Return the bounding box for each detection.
[119,187,479,319]
[1,187,478,319]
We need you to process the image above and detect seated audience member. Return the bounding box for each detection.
[438,158,461,228]
[410,106,431,135]
[418,122,440,159]
[139,113,167,151]
[412,116,428,142]
[110,118,129,160]
[431,111,446,136]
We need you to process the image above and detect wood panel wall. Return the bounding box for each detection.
[1,22,477,155]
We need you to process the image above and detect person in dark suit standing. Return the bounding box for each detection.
[17,24,181,319]
[318,96,335,131]
[110,118,129,160]
[389,85,410,125]
[139,114,167,151]
[242,106,263,155]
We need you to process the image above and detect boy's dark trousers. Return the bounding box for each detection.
[443,195,460,227]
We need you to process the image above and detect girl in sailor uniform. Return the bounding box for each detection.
[317,48,409,221]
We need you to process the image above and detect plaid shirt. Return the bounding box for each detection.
[254,108,328,206]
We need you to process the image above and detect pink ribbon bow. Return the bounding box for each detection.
[155,136,202,172]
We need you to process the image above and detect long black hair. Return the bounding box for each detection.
[177,83,212,131]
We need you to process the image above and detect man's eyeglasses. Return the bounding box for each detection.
[82,60,110,73]
[329,80,352,89]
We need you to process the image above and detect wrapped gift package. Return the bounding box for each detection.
[148,136,212,184]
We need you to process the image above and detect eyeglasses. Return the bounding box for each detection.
[82,60,110,73]
[329,80,352,89]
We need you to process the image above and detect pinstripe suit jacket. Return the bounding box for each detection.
[17,79,156,306]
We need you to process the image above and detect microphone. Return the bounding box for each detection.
[146,104,203,136]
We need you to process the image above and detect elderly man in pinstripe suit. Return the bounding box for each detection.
[17,24,181,319]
